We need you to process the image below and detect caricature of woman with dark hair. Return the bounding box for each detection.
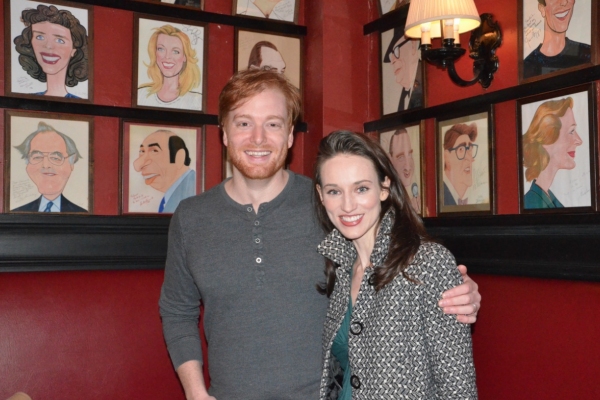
[13,4,88,99]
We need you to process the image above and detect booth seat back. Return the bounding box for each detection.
[0,270,185,400]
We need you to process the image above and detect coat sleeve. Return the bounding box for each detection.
[417,242,478,399]
[158,208,203,370]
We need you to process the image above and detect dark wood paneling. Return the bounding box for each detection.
[364,65,600,132]
[363,5,408,35]
[0,96,308,131]
[74,0,307,35]
[425,213,600,281]
[2,213,599,281]
[0,95,219,125]
[0,215,170,272]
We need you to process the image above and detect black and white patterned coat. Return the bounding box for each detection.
[317,212,477,399]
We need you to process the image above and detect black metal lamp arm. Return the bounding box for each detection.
[419,13,502,89]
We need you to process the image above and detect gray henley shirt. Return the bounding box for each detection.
[159,171,328,400]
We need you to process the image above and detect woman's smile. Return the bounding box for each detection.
[339,214,363,226]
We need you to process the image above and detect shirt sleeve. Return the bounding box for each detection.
[417,242,478,399]
[158,208,203,370]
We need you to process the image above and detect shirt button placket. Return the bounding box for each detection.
[253,215,264,286]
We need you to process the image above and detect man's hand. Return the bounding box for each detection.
[177,360,217,400]
[439,265,481,324]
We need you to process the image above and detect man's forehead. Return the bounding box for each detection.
[261,46,283,60]
[229,89,288,119]
[142,131,170,146]
[31,131,66,148]
[393,133,412,146]
[453,137,473,146]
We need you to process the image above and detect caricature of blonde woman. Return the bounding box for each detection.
[138,25,202,110]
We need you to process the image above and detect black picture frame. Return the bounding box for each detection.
[4,0,94,102]
[4,109,94,214]
[132,14,207,113]
[436,105,495,216]
[233,0,299,24]
[518,0,598,83]
[120,120,204,215]
[380,24,425,116]
[377,0,410,17]
[517,83,597,213]
[378,121,426,216]
[235,27,303,95]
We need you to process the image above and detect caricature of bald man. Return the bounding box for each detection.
[133,130,196,213]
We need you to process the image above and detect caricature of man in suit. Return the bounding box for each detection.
[13,121,86,213]
[248,41,286,74]
[383,27,423,112]
[133,129,196,213]
[523,0,591,79]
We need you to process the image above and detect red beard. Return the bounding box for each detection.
[228,145,288,180]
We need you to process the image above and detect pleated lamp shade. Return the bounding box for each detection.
[404,0,481,41]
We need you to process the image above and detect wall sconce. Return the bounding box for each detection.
[404,0,502,88]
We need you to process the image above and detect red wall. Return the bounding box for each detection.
[471,275,600,400]
[0,270,182,399]
[2,0,600,399]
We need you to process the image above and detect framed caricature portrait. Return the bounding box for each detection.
[234,0,298,23]
[437,107,495,215]
[378,0,410,17]
[121,121,203,215]
[235,29,302,92]
[379,122,425,216]
[380,26,424,116]
[4,110,93,214]
[5,0,93,101]
[517,84,597,213]
[133,15,206,113]
[519,0,597,82]
[134,0,203,8]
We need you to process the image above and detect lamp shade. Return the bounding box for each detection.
[404,0,481,39]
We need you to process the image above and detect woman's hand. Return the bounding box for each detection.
[438,265,481,324]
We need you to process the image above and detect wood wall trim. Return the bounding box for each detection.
[0,215,169,272]
[425,214,600,281]
[2,214,599,281]
[364,65,600,132]
[73,0,307,35]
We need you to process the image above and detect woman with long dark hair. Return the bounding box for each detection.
[314,130,477,399]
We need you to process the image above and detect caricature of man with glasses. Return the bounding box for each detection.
[383,27,423,112]
[442,123,479,206]
[12,121,86,213]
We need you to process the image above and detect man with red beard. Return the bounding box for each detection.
[159,69,481,400]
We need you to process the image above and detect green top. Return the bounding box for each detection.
[330,298,352,400]
[524,179,564,209]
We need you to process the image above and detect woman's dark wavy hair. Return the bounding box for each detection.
[14,4,88,86]
[314,130,429,296]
